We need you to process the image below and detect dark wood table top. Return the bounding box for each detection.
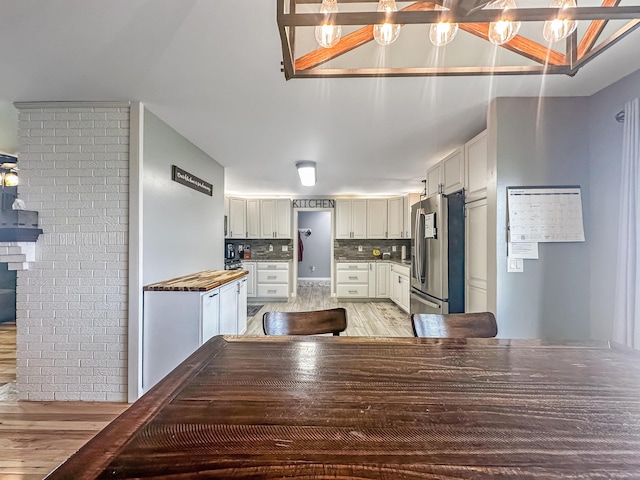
[46,336,640,479]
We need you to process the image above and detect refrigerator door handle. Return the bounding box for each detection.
[419,297,440,309]
[414,209,424,283]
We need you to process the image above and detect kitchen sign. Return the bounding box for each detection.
[172,166,213,196]
[292,199,335,208]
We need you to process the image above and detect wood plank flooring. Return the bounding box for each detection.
[245,281,414,337]
[0,321,16,387]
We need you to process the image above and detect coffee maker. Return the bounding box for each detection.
[225,243,236,261]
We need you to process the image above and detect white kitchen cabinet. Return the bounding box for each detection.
[370,262,390,298]
[465,130,488,203]
[335,199,367,239]
[367,198,388,239]
[246,199,260,238]
[336,262,369,298]
[142,275,247,392]
[242,261,256,297]
[426,148,465,198]
[227,197,247,239]
[465,198,488,313]
[387,196,404,239]
[260,199,291,239]
[390,263,410,313]
[256,262,290,299]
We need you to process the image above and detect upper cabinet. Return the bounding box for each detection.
[246,199,260,239]
[260,199,291,239]
[426,147,464,197]
[366,198,388,239]
[464,130,488,203]
[387,196,404,239]
[336,199,367,239]
[227,197,246,239]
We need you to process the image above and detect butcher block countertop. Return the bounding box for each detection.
[143,269,248,292]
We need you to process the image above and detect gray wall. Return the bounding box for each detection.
[587,69,640,340]
[488,97,591,340]
[298,211,331,278]
[143,109,225,285]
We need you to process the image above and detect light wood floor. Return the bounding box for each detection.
[245,281,414,337]
[0,284,412,478]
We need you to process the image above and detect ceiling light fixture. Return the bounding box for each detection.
[543,0,578,43]
[315,0,342,48]
[277,1,640,79]
[374,0,401,46]
[487,0,521,45]
[296,161,317,186]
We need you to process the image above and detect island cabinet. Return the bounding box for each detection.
[142,270,248,392]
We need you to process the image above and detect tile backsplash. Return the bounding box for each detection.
[227,239,293,261]
[334,239,411,261]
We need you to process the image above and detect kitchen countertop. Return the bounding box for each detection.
[336,258,411,267]
[143,270,248,292]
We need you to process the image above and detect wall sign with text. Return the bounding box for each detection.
[172,166,213,196]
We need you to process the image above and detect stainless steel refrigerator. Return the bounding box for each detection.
[410,191,465,315]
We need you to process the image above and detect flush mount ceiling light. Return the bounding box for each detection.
[296,161,317,186]
[277,0,640,79]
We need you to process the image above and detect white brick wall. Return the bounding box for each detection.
[15,103,130,401]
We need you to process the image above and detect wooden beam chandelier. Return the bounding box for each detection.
[276,0,640,79]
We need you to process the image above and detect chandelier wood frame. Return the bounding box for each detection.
[276,0,640,79]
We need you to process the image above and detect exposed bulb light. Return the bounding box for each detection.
[429,5,458,47]
[3,172,18,187]
[373,0,401,46]
[296,161,316,187]
[315,0,341,48]
[486,0,521,45]
[543,0,578,43]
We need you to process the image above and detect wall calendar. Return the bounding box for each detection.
[507,186,585,243]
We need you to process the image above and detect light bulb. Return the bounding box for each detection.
[3,172,18,187]
[315,0,341,48]
[486,0,521,45]
[373,0,400,46]
[543,0,578,43]
[429,5,458,46]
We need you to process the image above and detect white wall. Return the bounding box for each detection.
[488,97,591,340]
[587,69,640,340]
[142,108,224,284]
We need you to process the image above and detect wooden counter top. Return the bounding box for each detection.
[143,269,248,292]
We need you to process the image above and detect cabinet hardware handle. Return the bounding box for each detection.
[209,292,219,297]
[268,289,276,294]
[268,276,276,279]
[348,276,358,280]
[349,290,357,294]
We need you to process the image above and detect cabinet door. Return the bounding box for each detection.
[275,199,291,239]
[465,198,488,313]
[244,262,256,297]
[442,147,464,194]
[399,274,410,312]
[465,130,488,203]
[260,199,275,238]
[237,278,247,335]
[201,289,220,342]
[387,197,404,239]
[224,197,230,237]
[367,198,388,239]
[246,199,260,239]
[228,197,247,239]
[219,282,239,334]
[391,271,402,304]
[426,163,441,198]
[351,199,368,239]
[335,199,352,239]
[376,262,390,298]
[368,263,377,298]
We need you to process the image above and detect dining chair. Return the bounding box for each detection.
[262,308,348,336]
[411,312,497,338]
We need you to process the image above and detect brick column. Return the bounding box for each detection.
[14,102,130,401]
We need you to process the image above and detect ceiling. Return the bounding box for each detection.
[1,0,639,197]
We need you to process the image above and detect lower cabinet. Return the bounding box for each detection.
[242,261,256,297]
[336,262,369,298]
[368,262,390,299]
[142,276,247,392]
[390,264,410,313]
[256,262,290,300]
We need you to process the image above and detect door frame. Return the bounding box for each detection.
[292,207,335,298]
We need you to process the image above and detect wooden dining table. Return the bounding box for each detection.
[46,336,640,479]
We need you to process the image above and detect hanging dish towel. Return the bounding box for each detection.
[298,231,304,262]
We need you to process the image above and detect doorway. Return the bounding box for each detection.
[293,209,334,297]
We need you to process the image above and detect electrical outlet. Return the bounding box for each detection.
[358,246,363,252]
[282,245,288,252]
[311,266,316,272]
[269,244,273,252]
[392,245,397,252]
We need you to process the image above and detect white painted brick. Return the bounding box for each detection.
[55,112,81,121]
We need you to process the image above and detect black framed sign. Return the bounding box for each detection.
[172,165,213,196]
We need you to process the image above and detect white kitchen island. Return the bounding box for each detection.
[142,270,248,392]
